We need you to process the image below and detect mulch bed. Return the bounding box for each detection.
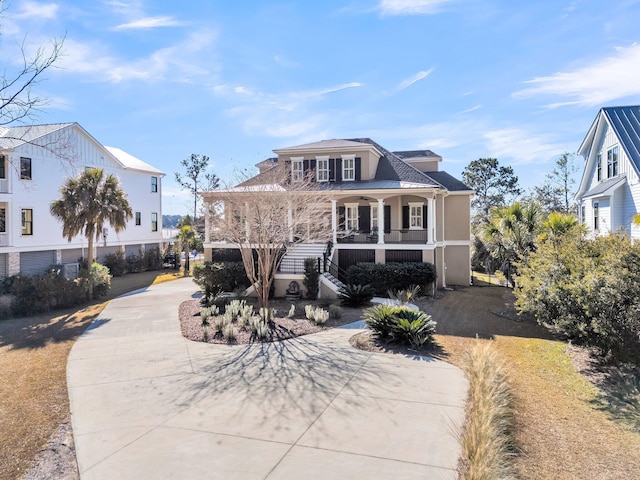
[179,298,362,344]
[348,330,445,358]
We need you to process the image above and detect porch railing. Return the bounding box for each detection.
[336,229,428,244]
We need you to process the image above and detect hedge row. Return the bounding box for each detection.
[346,262,436,295]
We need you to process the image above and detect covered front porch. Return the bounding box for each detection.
[329,193,437,246]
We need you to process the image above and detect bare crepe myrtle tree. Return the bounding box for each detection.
[203,164,332,310]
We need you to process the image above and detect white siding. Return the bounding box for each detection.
[0,123,164,275]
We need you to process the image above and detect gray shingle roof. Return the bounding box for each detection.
[275,139,367,151]
[348,138,441,187]
[392,149,440,159]
[425,171,473,191]
[602,106,640,173]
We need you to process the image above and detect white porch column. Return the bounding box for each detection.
[428,197,436,244]
[204,202,210,243]
[331,199,337,244]
[377,198,384,245]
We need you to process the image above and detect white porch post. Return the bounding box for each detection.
[377,198,384,245]
[331,199,337,244]
[204,201,210,243]
[428,197,436,244]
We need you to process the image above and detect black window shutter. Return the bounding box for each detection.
[423,205,428,230]
[355,157,361,181]
[359,206,370,233]
[402,206,409,229]
[329,159,335,181]
[384,205,391,233]
[338,206,345,230]
[336,158,342,182]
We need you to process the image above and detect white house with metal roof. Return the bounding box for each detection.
[576,106,640,238]
[202,137,473,291]
[0,123,164,277]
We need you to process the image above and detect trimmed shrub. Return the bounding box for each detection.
[347,262,436,296]
[303,257,320,300]
[363,304,436,349]
[338,283,375,307]
[193,261,249,303]
[104,251,127,277]
[9,269,89,316]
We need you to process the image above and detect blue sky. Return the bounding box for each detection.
[4,0,640,214]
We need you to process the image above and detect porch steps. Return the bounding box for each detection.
[279,243,326,274]
[320,272,345,295]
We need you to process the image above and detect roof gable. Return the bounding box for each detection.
[0,123,74,149]
[105,146,164,175]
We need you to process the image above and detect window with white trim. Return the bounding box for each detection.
[151,212,158,232]
[291,157,304,182]
[607,146,618,178]
[151,176,158,192]
[593,202,599,231]
[409,202,423,229]
[20,157,32,180]
[316,156,329,182]
[370,203,378,231]
[342,155,355,181]
[135,211,141,226]
[21,208,33,235]
[596,153,602,181]
[0,207,5,233]
[344,203,359,231]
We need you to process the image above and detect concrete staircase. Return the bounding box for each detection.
[320,271,346,295]
[278,243,327,274]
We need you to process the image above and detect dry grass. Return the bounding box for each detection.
[0,270,177,480]
[420,286,640,480]
[459,343,516,480]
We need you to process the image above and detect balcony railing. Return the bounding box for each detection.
[336,229,428,244]
[0,179,8,194]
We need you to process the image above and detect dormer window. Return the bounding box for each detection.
[342,154,355,181]
[316,156,329,182]
[291,157,304,182]
[607,146,618,178]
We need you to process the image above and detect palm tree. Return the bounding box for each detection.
[178,224,195,276]
[483,202,541,286]
[50,168,132,298]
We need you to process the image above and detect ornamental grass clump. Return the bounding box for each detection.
[329,304,343,319]
[305,304,315,320]
[459,342,516,480]
[312,307,329,325]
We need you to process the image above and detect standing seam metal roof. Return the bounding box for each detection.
[602,106,640,174]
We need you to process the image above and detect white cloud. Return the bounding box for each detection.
[213,82,363,140]
[113,16,185,30]
[458,104,483,114]
[397,69,434,90]
[379,0,456,16]
[59,30,216,83]
[514,43,640,107]
[483,127,569,164]
[15,1,59,19]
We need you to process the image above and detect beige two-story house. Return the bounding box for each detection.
[202,138,472,295]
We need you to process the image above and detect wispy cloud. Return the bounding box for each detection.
[397,69,434,91]
[15,1,59,19]
[483,127,569,164]
[59,30,217,83]
[213,82,363,140]
[379,0,456,16]
[458,104,483,114]
[113,16,185,30]
[513,43,640,107]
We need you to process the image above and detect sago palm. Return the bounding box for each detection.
[50,168,132,298]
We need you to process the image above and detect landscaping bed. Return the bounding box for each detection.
[179,297,362,344]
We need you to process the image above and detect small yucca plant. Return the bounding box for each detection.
[223,323,236,341]
[287,304,296,318]
[305,304,315,320]
[313,307,329,325]
[338,283,375,307]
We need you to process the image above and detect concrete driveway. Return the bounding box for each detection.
[67,278,468,480]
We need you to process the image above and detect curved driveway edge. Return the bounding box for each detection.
[67,278,468,480]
